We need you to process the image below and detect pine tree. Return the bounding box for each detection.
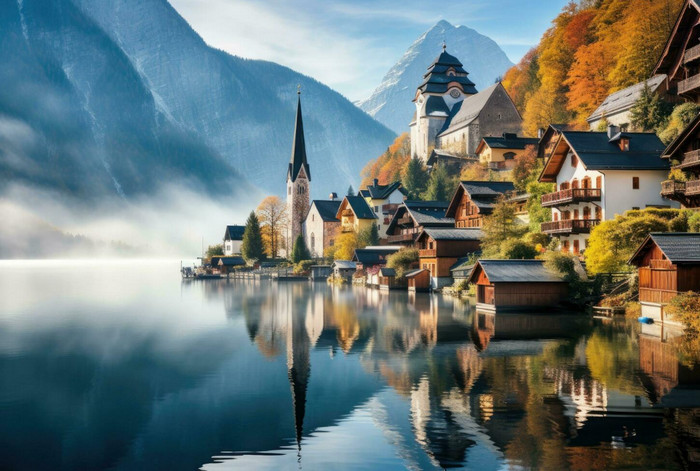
[357,223,380,248]
[630,82,672,132]
[291,234,311,263]
[401,157,428,200]
[422,163,450,201]
[347,185,355,197]
[481,198,528,257]
[241,211,264,263]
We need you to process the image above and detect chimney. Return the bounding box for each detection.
[329,192,337,201]
[607,124,620,140]
[373,178,379,187]
[537,128,545,139]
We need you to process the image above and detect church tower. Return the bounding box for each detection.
[409,44,477,163]
[286,88,311,250]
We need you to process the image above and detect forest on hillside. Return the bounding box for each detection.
[503,0,684,135]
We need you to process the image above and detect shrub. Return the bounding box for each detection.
[499,239,537,259]
[453,279,470,292]
[667,292,700,367]
[688,211,700,232]
[523,232,551,248]
[386,248,419,278]
[669,211,690,232]
[625,302,641,318]
[293,260,314,275]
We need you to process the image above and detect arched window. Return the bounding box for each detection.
[571,179,579,189]
[503,152,516,160]
[595,176,602,188]
[583,206,591,219]
[582,177,590,189]
[560,182,569,191]
[595,206,602,220]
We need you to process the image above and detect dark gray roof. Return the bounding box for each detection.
[217,256,246,267]
[425,96,450,116]
[362,180,405,200]
[439,83,502,135]
[482,134,539,150]
[379,267,396,277]
[343,196,377,219]
[224,225,245,241]
[417,49,477,95]
[633,233,700,263]
[310,200,341,222]
[450,256,474,272]
[461,181,515,197]
[561,131,669,170]
[352,247,400,265]
[587,75,666,122]
[332,260,357,270]
[288,95,311,182]
[421,227,483,241]
[386,201,453,234]
[405,268,427,278]
[471,260,567,283]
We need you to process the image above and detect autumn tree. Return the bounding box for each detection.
[256,196,288,259]
[360,133,411,188]
[331,231,358,261]
[241,211,264,263]
[510,145,538,191]
[659,102,700,144]
[401,157,428,199]
[357,223,379,248]
[205,244,223,261]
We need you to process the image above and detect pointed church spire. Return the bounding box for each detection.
[288,87,311,182]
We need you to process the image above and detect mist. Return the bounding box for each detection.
[0,183,262,259]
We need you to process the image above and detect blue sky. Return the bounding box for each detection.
[169,0,572,101]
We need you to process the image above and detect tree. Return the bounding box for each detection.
[291,234,311,263]
[481,197,528,256]
[499,239,537,259]
[386,248,419,278]
[360,133,411,188]
[422,163,450,201]
[205,244,223,261]
[256,196,288,259]
[659,102,700,144]
[630,83,672,132]
[332,231,358,260]
[347,185,355,197]
[241,211,264,263]
[401,157,428,200]
[511,145,538,191]
[357,223,379,248]
[526,181,555,233]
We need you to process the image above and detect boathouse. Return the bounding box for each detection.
[406,269,430,292]
[217,256,246,275]
[352,246,401,271]
[416,227,482,289]
[310,265,332,281]
[331,260,356,281]
[467,259,569,311]
[628,233,700,323]
[378,267,401,291]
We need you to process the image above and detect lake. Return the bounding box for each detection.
[1,261,698,470]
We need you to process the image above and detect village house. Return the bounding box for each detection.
[217,256,246,275]
[352,246,401,271]
[654,0,700,105]
[385,200,453,246]
[538,126,676,255]
[445,181,516,228]
[358,179,406,237]
[303,197,341,258]
[587,75,670,131]
[467,260,569,312]
[286,90,312,252]
[660,113,700,208]
[409,45,521,163]
[475,133,539,171]
[223,225,245,255]
[537,123,572,161]
[378,267,403,291]
[426,148,478,172]
[309,265,332,281]
[449,256,474,283]
[406,268,431,292]
[416,227,482,289]
[629,233,700,324]
[331,260,356,281]
[335,195,377,234]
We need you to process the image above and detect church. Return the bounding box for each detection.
[409,45,522,165]
[287,88,311,252]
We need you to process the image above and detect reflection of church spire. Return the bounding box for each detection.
[287,296,311,450]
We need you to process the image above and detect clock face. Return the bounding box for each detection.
[450,89,460,99]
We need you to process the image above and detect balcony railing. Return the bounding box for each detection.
[687,179,700,195]
[674,149,700,169]
[678,74,700,94]
[386,233,416,243]
[661,180,686,196]
[541,219,600,235]
[685,43,700,64]
[541,188,602,207]
[419,249,437,258]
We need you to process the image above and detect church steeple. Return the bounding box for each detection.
[288,88,311,183]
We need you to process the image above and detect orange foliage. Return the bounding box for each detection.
[360,133,410,187]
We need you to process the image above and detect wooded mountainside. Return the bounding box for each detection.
[502,0,684,135]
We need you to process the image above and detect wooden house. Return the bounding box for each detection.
[358,179,406,237]
[332,260,356,280]
[217,256,246,275]
[385,200,453,246]
[467,260,569,312]
[378,267,403,291]
[629,233,700,324]
[450,257,474,283]
[660,114,700,208]
[416,227,482,289]
[445,181,516,228]
[352,246,401,271]
[475,133,538,171]
[406,269,431,292]
[223,225,245,256]
[336,195,377,234]
[310,265,332,281]
[537,123,572,161]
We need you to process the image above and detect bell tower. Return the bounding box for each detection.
[286,86,311,250]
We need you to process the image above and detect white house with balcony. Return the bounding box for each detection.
[538,126,677,255]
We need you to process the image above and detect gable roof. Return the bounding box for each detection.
[352,247,400,265]
[629,233,700,265]
[386,200,453,234]
[654,0,700,79]
[224,225,245,241]
[332,260,357,270]
[379,267,396,277]
[218,256,246,267]
[468,259,567,284]
[445,181,516,218]
[308,200,341,222]
[337,195,377,220]
[537,123,573,159]
[450,256,475,273]
[587,75,667,123]
[405,268,428,278]
[360,180,406,200]
[288,94,311,182]
[417,227,483,242]
[425,96,450,117]
[539,131,669,182]
[477,134,539,154]
[438,83,519,136]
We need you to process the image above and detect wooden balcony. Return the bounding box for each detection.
[661,180,685,196]
[674,149,700,170]
[687,179,700,195]
[541,219,600,235]
[419,249,437,258]
[678,73,700,95]
[387,233,416,244]
[541,188,602,207]
[684,43,700,64]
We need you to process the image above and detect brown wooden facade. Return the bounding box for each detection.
[407,269,431,292]
[446,181,516,229]
[661,114,700,208]
[416,231,481,279]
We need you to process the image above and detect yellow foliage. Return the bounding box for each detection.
[360,133,411,188]
[332,231,358,261]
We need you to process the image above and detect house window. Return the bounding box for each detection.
[582,177,590,189]
[571,154,578,167]
[595,207,602,220]
[573,209,579,219]
[573,240,580,255]
[632,177,640,189]
[595,176,602,189]
[563,240,570,252]
[620,138,630,152]
[571,179,579,189]
[583,206,591,219]
[312,214,314,222]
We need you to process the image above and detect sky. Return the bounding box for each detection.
[169,0,572,102]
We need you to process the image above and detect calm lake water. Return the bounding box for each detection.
[1,261,699,471]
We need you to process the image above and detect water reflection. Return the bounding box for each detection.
[0,262,699,470]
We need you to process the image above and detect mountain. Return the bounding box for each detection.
[358,20,514,135]
[0,0,395,201]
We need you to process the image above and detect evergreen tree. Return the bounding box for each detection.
[630,83,672,132]
[291,234,311,263]
[401,157,428,200]
[241,211,264,263]
[481,198,528,257]
[347,185,355,197]
[422,163,450,201]
[357,223,380,248]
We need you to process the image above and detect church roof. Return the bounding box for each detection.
[288,93,311,183]
[439,83,506,136]
[416,47,477,96]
